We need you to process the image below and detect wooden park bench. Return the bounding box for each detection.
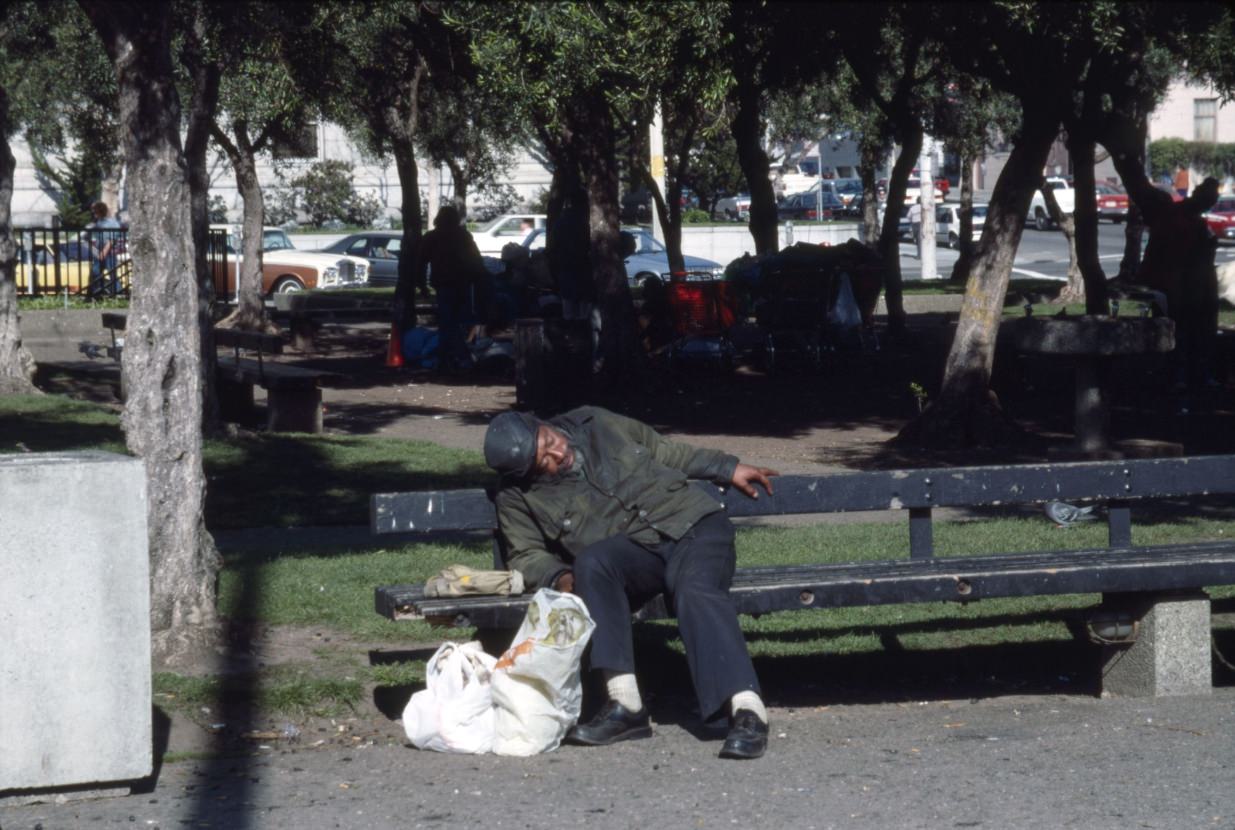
[373,454,1235,698]
[85,312,333,433]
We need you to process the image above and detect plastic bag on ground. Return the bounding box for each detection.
[828,273,863,329]
[402,641,497,754]
[491,589,595,756]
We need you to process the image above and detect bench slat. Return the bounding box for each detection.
[376,539,1235,628]
[370,454,1235,535]
[216,356,333,388]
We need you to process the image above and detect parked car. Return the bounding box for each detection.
[1028,177,1075,230]
[832,177,864,209]
[935,203,987,248]
[1095,182,1129,223]
[318,231,403,287]
[210,224,370,296]
[879,177,945,205]
[714,194,752,221]
[469,214,546,255]
[524,227,723,290]
[1204,195,1235,243]
[777,190,844,221]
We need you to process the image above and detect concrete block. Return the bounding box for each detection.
[1100,591,1212,698]
[0,452,151,794]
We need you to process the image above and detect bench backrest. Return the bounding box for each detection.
[371,454,1235,561]
[213,327,285,356]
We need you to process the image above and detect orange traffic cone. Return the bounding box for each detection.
[385,322,404,368]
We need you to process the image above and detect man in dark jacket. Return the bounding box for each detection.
[415,205,486,372]
[483,406,778,759]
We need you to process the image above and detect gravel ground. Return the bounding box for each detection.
[4,690,1234,829]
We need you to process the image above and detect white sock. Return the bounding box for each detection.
[730,690,767,724]
[604,671,643,712]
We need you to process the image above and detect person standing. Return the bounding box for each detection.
[1132,176,1221,392]
[86,201,123,298]
[414,205,486,373]
[483,407,778,759]
[907,197,923,254]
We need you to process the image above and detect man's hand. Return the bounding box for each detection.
[553,571,575,593]
[731,463,779,499]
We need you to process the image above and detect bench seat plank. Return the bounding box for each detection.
[216,356,332,388]
[375,539,1235,629]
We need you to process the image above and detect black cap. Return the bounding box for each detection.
[484,411,542,479]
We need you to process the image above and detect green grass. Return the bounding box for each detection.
[202,432,488,528]
[154,667,364,718]
[0,393,489,529]
[18,295,129,311]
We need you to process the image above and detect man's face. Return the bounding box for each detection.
[533,424,575,478]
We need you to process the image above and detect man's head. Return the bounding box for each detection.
[1186,177,1221,215]
[484,412,574,480]
[91,201,109,221]
[433,204,462,230]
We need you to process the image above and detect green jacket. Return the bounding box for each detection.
[494,406,738,590]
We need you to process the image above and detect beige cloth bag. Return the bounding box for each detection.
[424,564,525,598]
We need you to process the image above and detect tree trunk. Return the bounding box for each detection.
[213,123,270,331]
[730,78,778,254]
[80,0,221,669]
[575,95,641,383]
[878,127,922,333]
[646,169,686,274]
[391,139,423,331]
[1066,134,1108,314]
[181,14,221,432]
[0,86,37,395]
[950,154,974,283]
[445,157,467,211]
[1102,117,1150,281]
[896,117,1058,447]
[859,161,880,246]
[1040,180,1083,301]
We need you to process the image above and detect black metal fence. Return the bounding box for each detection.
[13,227,230,299]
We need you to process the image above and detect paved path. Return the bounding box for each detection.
[4,690,1233,829]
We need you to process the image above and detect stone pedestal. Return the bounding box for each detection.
[0,452,151,795]
[1099,591,1212,698]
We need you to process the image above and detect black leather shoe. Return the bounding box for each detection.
[719,710,768,759]
[564,700,652,746]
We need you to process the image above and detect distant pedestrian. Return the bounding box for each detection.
[907,198,923,253]
[414,205,487,373]
[1132,176,1221,391]
[86,201,123,298]
[1173,165,1190,198]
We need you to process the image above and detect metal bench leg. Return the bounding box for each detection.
[1098,590,1212,698]
[217,377,256,424]
[266,386,323,434]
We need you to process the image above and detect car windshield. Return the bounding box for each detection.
[836,180,863,194]
[263,230,295,251]
[624,231,664,255]
[972,206,989,219]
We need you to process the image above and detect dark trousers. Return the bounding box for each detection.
[572,510,760,721]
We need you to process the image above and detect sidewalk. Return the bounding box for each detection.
[4,689,1233,828]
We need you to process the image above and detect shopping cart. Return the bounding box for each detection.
[664,271,739,372]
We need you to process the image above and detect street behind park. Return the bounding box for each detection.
[897,217,1235,283]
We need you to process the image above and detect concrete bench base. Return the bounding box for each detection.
[1100,591,1212,698]
[217,357,327,433]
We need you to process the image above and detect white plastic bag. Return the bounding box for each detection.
[402,641,497,754]
[491,589,595,756]
[828,272,863,329]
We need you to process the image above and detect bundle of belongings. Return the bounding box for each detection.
[402,588,595,756]
[422,564,525,597]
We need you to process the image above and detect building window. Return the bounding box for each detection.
[1194,99,1217,143]
[271,119,319,160]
